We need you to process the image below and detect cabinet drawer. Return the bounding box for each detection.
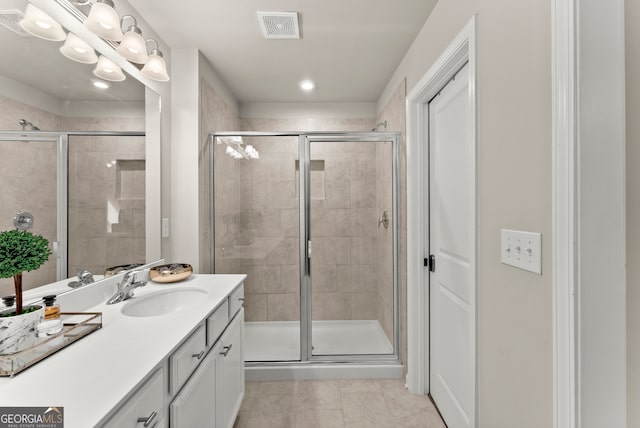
[228,283,244,316]
[207,301,229,347]
[170,324,206,395]
[103,368,164,428]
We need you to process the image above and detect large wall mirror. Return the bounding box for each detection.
[0,0,163,296]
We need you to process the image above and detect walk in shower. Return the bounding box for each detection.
[210,132,400,374]
[0,131,146,296]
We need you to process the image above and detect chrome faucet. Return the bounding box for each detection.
[106,270,147,305]
[68,269,95,288]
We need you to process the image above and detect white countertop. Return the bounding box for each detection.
[0,274,246,428]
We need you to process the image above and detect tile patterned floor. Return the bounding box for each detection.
[233,379,447,428]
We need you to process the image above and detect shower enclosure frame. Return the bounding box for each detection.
[209,131,401,366]
[0,130,145,282]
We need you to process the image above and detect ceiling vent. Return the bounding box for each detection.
[257,11,300,39]
[0,10,29,37]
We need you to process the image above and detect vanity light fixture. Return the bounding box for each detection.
[217,136,259,160]
[93,55,126,81]
[299,79,316,92]
[60,32,98,64]
[80,1,170,81]
[140,39,170,82]
[19,4,66,41]
[116,16,148,64]
[84,0,123,41]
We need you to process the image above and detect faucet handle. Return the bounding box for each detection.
[76,269,95,284]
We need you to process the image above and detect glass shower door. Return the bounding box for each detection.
[212,135,301,362]
[307,135,396,357]
[0,135,60,296]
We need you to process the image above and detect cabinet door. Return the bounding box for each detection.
[103,368,164,428]
[170,344,217,428]
[215,309,245,428]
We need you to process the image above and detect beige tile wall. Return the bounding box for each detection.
[200,80,241,273]
[219,135,301,322]
[0,95,61,295]
[64,117,146,276]
[310,141,379,321]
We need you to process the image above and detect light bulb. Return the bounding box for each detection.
[93,55,126,82]
[85,0,123,41]
[60,33,98,64]
[19,4,66,41]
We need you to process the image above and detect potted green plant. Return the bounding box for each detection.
[0,229,52,355]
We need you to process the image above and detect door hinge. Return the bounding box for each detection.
[427,255,435,272]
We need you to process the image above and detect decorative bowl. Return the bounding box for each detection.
[149,263,193,283]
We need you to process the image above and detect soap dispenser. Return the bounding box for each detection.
[43,295,60,320]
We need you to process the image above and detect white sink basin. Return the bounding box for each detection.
[121,288,208,317]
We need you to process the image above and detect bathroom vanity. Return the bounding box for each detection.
[0,274,246,428]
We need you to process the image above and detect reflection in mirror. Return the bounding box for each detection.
[0,0,148,297]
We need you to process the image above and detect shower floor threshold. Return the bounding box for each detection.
[245,320,393,362]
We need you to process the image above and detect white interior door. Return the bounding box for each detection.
[428,62,475,428]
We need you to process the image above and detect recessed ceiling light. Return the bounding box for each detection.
[93,80,110,89]
[299,79,316,92]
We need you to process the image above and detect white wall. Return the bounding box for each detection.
[380,1,552,426]
[170,49,201,270]
[626,1,640,426]
[577,1,627,426]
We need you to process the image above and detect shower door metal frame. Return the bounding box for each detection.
[303,132,400,363]
[209,131,401,365]
[0,130,145,282]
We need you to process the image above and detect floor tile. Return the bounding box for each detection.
[237,379,446,428]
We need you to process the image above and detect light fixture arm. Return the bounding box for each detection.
[120,15,141,34]
[97,0,115,7]
[145,38,163,57]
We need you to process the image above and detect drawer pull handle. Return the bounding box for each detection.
[238,298,245,301]
[220,344,233,357]
[137,411,157,427]
[192,351,205,360]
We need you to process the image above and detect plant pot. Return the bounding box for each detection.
[0,305,44,355]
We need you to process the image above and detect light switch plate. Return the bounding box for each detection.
[501,229,542,274]
[162,218,170,238]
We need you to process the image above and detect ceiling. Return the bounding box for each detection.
[127,0,438,103]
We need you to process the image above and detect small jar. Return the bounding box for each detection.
[1,295,15,310]
[43,295,60,320]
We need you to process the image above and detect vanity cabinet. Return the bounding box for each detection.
[167,285,245,428]
[100,281,245,428]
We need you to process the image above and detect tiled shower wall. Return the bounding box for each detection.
[0,95,61,295]
[309,140,381,321]
[213,117,405,325]
[0,94,145,295]
[64,115,146,276]
[200,79,241,273]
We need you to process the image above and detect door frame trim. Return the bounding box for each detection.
[551,0,577,426]
[405,15,477,427]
